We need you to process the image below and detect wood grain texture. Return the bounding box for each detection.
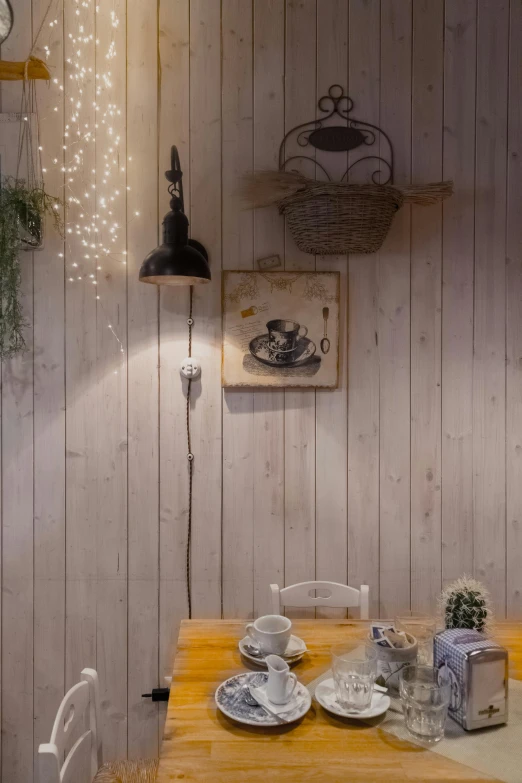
[283,0,317,620]
[473,0,508,610]
[157,619,522,782]
[63,0,97,720]
[378,0,412,616]
[507,0,522,618]
[2,3,522,778]
[189,0,223,617]
[127,0,159,758]
[0,4,34,781]
[222,0,255,619]
[95,0,128,759]
[315,0,348,619]
[410,0,443,613]
[158,0,191,747]
[347,0,381,617]
[252,0,285,619]
[441,0,476,586]
[32,0,66,770]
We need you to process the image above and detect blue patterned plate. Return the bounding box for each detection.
[215,672,311,726]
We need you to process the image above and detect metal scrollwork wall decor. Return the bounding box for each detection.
[279,84,394,186]
[242,84,452,256]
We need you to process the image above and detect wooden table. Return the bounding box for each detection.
[156,620,522,782]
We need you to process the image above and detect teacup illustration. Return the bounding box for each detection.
[267,319,308,363]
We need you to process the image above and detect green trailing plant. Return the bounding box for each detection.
[0,176,63,359]
[440,575,492,634]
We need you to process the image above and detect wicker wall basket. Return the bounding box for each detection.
[279,182,404,255]
[242,171,453,256]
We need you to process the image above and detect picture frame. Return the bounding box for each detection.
[222,270,340,389]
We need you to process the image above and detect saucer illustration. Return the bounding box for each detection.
[249,334,316,368]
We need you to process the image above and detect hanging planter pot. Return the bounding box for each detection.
[242,85,453,255]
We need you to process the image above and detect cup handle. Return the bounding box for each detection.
[298,326,308,340]
[245,623,257,645]
[286,672,297,699]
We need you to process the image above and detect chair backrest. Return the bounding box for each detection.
[38,668,102,783]
[270,581,369,619]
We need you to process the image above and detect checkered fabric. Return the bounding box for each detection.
[434,628,503,727]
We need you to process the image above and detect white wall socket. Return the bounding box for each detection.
[180,357,201,379]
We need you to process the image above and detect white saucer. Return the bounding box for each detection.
[239,634,307,666]
[315,678,390,720]
[215,672,311,726]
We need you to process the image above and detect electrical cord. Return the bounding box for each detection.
[186,287,194,618]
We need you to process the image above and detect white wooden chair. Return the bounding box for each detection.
[270,581,370,619]
[38,668,158,783]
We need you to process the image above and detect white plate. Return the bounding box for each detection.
[315,678,390,720]
[215,672,311,726]
[239,634,307,666]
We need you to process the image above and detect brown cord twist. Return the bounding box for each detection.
[186,288,194,618]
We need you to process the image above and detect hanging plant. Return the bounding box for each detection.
[0,176,63,359]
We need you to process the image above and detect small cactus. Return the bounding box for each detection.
[440,576,492,633]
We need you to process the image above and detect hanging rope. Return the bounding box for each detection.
[185,287,194,618]
[10,0,59,185]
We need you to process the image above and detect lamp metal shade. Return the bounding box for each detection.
[139,192,211,286]
[139,241,211,286]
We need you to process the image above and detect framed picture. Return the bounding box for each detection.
[222,271,340,388]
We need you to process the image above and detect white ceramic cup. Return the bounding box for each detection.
[265,654,297,705]
[245,614,292,655]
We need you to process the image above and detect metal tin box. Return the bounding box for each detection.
[434,629,508,731]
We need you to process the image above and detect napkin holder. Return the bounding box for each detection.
[433,628,508,731]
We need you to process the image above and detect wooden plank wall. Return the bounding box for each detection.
[1,1,521,779]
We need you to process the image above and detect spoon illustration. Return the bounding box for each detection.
[320,307,330,354]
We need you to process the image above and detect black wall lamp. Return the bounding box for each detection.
[139,146,211,286]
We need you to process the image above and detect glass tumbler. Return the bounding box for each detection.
[395,612,437,665]
[331,644,377,712]
[399,665,451,743]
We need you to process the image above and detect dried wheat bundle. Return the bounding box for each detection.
[240,169,453,209]
[240,170,311,208]
[239,170,453,255]
[400,181,454,205]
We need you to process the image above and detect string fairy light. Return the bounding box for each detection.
[37,0,132,361]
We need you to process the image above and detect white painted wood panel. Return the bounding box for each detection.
[410,0,443,613]
[1,5,34,781]
[252,0,285,619]
[0,2,521,778]
[378,0,412,616]
[158,0,191,745]
[222,0,255,618]
[507,0,522,619]
[441,0,476,586]
[32,0,66,770]
[63,0,97,710]
[127,0,160,759]
[283,0,317,620]
[189,0,223,617]
[95,0,128,759]
[347,0,381,617]
[473,0,508,611]
[315,0,348,620]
